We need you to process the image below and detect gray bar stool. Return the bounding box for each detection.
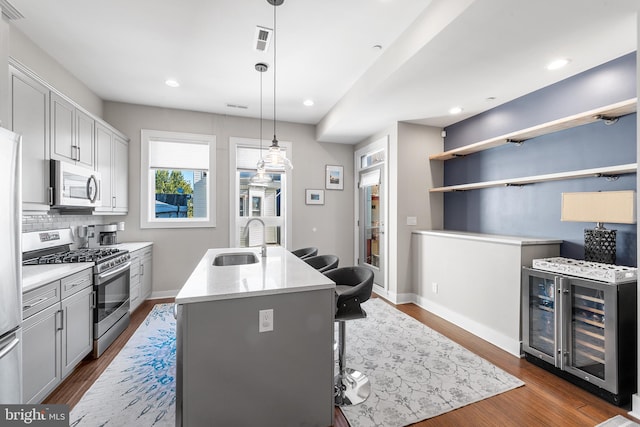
[291,247,318,259]
[324,266,374,406]
[304,254,339,273]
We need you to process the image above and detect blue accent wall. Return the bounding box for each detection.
[443,53,637,267]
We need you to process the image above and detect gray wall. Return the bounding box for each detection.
[9,27,103,118]
[103,101,354,296]
[355,122,443,301]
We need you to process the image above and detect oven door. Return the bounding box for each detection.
[94,261,131,339]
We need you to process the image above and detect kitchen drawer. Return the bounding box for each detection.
[141,248,152,260]
[23,280,60,320]
[61,267,93,299]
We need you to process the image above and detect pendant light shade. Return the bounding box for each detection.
[249,62,273,187]
[263,0,293,171]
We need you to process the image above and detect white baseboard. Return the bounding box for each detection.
[373,286,414,305]
[149,289,178,299]
[629,394,640,421]
[394,292,521,357]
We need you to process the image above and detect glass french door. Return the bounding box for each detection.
[358,165,384,286]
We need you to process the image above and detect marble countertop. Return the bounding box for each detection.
[23,263,94,293]
[175,247,335,304]
[412,230,562,246]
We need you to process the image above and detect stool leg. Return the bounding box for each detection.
[334,321,371,406]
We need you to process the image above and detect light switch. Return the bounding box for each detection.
[406,216,417,226]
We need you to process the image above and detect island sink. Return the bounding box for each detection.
[212,252,259,266]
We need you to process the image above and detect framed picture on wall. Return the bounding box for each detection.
[305,189,325,205]
[325,165,344,190]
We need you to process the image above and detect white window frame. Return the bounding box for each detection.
[229,137,292,248]
[140,129,216,229]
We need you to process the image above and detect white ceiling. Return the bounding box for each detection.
[8,0,639,144]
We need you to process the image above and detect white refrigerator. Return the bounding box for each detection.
[0,127,22,403]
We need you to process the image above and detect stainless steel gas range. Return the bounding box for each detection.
[23,228,131,358]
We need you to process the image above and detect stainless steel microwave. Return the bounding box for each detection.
[50,160,101,208]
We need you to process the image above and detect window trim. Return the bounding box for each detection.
[229,137,292,248]
[140,129,217,229]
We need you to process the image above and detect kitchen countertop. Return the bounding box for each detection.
[21,241,153,293]
[22,263,94,293]
[175,247,335,304]
[112,241,153,252]
[412,229,562,246]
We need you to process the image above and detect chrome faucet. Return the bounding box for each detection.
[243,218,267,257]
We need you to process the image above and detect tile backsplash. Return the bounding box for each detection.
[22,212,105,233]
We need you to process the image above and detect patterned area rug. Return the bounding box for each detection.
[70,305,176,426]
[339,299,523,426]
[70,300,523,426]
[596,415,640,427]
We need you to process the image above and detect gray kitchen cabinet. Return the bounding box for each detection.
[129,246,152,312]
[50,92,95,169]
[61,285,93,377]
[129,250,141,312]
[22,283,62,404]
[22,267,94,403]
[9,65,51,211]
[140,247,153,300]
[95,123,128,214]
[113,134,129,212]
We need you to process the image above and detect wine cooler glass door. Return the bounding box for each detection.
[564,279,617,394]
[522,269,558,366]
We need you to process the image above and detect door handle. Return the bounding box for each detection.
[0,337,19,360]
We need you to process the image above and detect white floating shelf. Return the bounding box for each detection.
[430,163,637,193]
[430,98,637,161]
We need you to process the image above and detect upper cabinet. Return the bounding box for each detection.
[95,124,128,214]
[9,59,129,213]
[51,92,95,169]
[9,65,51,211]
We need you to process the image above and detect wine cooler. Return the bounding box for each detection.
[522,260,637,406]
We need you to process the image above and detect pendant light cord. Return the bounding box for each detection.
[272,1,277,144]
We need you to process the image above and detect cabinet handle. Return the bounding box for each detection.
[140,264,144,276]
[48,187,54,205]
[112,196,116,208]
[90,291,96,309]
[57,309,64,331]
[173,304,178,320]
[23,297,49,310]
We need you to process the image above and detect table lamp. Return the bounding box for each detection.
[561,190,636,264]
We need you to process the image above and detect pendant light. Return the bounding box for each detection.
[264,0,293,171]
[249,62,272,187]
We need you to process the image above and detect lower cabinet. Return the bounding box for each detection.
[22,268,94,404]
[129,245,153,313]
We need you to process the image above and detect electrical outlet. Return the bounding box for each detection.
[432,282,438,294]
[259,309,274,332]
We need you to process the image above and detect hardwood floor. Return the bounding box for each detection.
[45,296,637,426]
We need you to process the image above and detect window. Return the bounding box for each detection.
[229,137,292,248]
[140,129,216,228]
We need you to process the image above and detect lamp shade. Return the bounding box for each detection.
[561,191,636,224]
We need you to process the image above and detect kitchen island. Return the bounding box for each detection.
[175,247,335,427]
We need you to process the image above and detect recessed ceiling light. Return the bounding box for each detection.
[449,106,463,115]
[546,58,570,70]
[372,44,383,51]
[303,99,314,107]
[165,79,180,88]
